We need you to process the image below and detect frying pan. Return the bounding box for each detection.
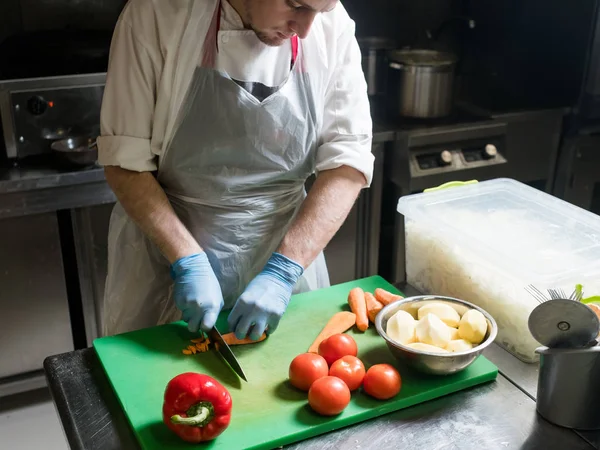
[50,136,98,168]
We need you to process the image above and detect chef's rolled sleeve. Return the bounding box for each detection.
[316,20,374,187]
[97,3,163,172]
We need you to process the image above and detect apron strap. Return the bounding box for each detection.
[291,35,299,67]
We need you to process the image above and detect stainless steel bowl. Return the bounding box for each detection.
[374,295,498,375]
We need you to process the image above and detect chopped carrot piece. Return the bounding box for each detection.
[308,311,357,353]
[222,332,267,346]
[182,349,192,355]
[348,287,369,331]
[187,345,197,354]
[365,292,383,323]
[190,337,206,344]
[375,288,403,306]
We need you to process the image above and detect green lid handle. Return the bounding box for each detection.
[423,180,479,193]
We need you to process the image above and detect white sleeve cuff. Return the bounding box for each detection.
[315,134,375,187]
[97,135,158,172]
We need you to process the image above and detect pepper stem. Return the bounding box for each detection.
[170,401,215,427]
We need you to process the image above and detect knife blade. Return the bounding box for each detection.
[208,327,248,382]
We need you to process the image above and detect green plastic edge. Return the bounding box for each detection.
[423,179,479,193]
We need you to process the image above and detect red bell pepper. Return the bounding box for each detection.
[163,372,233,443]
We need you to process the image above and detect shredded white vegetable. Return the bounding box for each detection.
[404,211,600,363]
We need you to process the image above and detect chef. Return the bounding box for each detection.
[97,0,374,340]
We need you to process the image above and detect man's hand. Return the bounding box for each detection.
[228,165,366,340]
[227,253,304,340]
[171,253,224,333]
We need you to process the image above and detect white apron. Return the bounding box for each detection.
[101,0,330,336]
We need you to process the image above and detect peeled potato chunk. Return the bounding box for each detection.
[406,342,449,353]
[448,326,460,340]
[416,313,452,348]
[386,310,417,345]
[446,339,474,353]
[458,309,487,345]
[417,302,461,328]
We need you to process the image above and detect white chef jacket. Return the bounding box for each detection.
[97,0,374,186]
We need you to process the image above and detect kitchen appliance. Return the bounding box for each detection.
[530,295,600,430]
[357,36,397,98]
[379,106,565,285]
[93,276,498,450]
[0,73,105,161]
[528,299,599,348]
[387,49,457,119]
[207,327,248,381]
[393,178,600,363]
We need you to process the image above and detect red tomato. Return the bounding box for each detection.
[363,364,402,400]
[318,334,358,366]
[308,376,351,416]
[329,355,366,391]
[288,353,329,391]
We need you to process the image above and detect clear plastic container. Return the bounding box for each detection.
[396,178,600,363]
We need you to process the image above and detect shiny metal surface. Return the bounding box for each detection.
[387,49,457,119]
[528,299,599,348]
[0,73,106,159]
[357,37,396,97]
[0,213,74,379]
[536,346,600,430]
[207,327,248,382]
[43,346,595,450]
[0,166,115,219]
[71,204,114,346]
[375,296,498,375]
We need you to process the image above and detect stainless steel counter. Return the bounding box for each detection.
[0,163,115,219]
[40,284,598,450]
[43,342,595,450]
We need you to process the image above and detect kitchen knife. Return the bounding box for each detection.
[208,327,248,382]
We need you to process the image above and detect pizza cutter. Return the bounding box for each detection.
[528,299,600,348]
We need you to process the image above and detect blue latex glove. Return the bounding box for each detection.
[227,252,304,341]
[170,252,224,333]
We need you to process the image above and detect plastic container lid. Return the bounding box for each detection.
[396,178,600,285]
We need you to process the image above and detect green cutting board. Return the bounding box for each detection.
[94,276,498,450]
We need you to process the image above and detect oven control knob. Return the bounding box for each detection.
[484,144,498,159]
[439,150,453,166]
[27,96,48,116]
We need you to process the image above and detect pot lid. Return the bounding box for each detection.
[388,49,457,67]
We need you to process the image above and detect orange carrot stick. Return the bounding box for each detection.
[375,288,403,306]
[308,311,357,353]
[222,332,267,346]
[365,292,384,323]
[348,287,369,332]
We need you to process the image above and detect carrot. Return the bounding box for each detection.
[308,311,357,353]
[222,332,267,346]
[348,287,369,331]
[365,292,384,323]
[375,288,403,306]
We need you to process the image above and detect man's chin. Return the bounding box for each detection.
[254,30,286,47]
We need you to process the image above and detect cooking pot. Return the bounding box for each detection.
[357,37,397,97]
[50,136,98,168]
[387,49,457,119]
